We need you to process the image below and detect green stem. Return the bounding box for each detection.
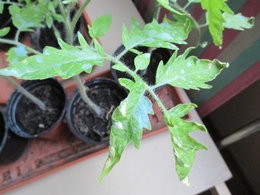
[71,0,91,33]
[15,30,20,42]
[115,48,128,61]
[73,75,104,116]
[0,38,41,54]
[183,1,192,11]
[146,85,168,113]
[3,76,46,110]
[58,0,73,44]
[155,5,161,22]
[59,0,103,116]
[199,23,208,28]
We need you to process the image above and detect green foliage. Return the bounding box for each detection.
[0,0,255,185]
[0,2,3,14]
[88,14,112,39]
[134,53,151,71]
[201,0,232,46]
[8,2,50,31]
[0,33,104,79]
[0,27,10,37]
[156,0,254,47]
[162,15,194,44]
[156,47,228,89]
[101,46,228,182]
[100,76,153,181]
[155,0,182,15]
[164,104,207,181]
[223,13,255,30]
[201,0,254,46]
[122,18,186,51]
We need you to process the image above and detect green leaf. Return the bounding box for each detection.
[201,0,227,46]
[122,19,180,51]
[46,14,53,28]
[8,4,47,31]
[93,39,105,56]
[6,46,28,64]
[223,13,255,30]
[52,13,63,22]
[162,14,194,44]
[164,104,207,181]
[0,2,3,14]
[0,27,10,37]
[155,0,183,15]
[100,77,154,181]
[156,47,228,89]
[112,63,128,72]
[62,0,78,4]
[134,53,151,71]
[130,48,143,55]
[88,14,112,39]
[0,33,104,79]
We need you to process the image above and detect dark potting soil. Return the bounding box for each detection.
[72,87,121,142]
[38,22,67,50]
[15,84,65,135]
[34,9,82,51]
[115,47,171,85]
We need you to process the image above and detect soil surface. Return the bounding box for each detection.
[72,87,122,142]
[114,47,171,85]
[16,84,65,135]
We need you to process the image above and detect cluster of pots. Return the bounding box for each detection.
[0,77,128,164]
[0,46,171,165]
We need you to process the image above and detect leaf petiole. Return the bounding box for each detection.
[0,38,41,54]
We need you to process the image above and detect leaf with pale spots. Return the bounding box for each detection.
[122,18,179,51]
[156,47,228,90]
[0,33,104,79]
[100,77,153,182]
[7,46,28,64]
[164,104,207,182]
[162,15,194,45]
[223,13,254,31]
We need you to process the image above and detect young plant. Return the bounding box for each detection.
[0,0,65,110]
[0,0,254,184]
[0,0,102,115]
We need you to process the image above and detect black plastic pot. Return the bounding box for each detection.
[7,79,66,139]
[111,45,171,85]
[66,78,128,144]
[0,110,29,164]
[30,8,83,51]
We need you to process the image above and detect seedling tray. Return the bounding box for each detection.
[0,70,189,193]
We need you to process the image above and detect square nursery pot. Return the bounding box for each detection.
[0,70,189,193]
